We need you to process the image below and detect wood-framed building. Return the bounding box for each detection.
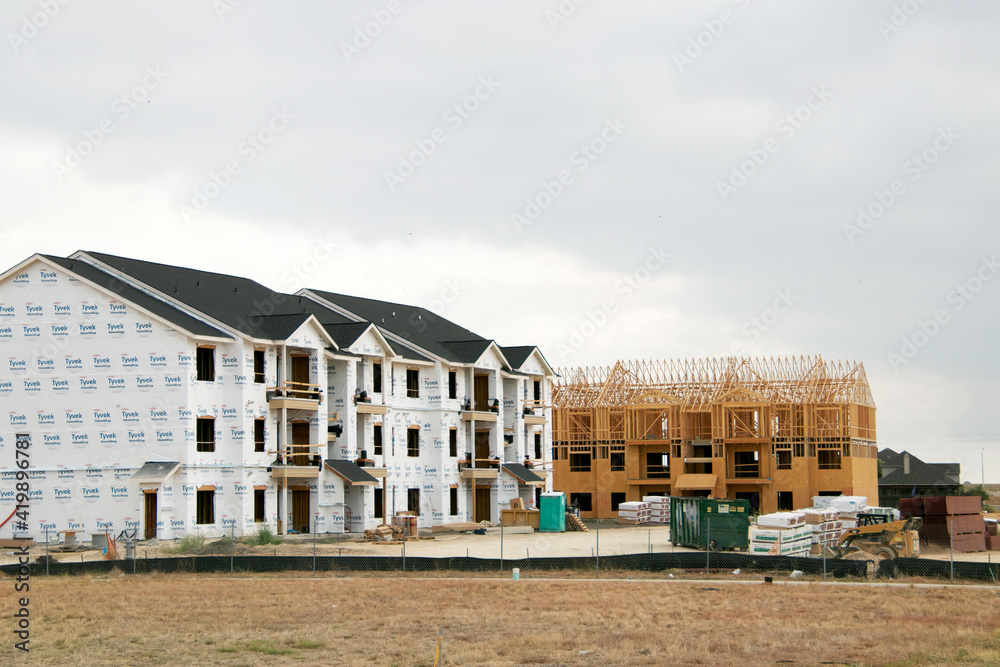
[552,356,878,517]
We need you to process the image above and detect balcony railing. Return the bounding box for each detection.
[267,381,322,409]
[644,464,670,479]
[732,462,760,478]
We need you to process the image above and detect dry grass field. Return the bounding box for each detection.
[2,573,999,666]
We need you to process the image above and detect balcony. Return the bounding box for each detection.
[458,458,500,480]
[270,445,322,478]
[267,381,322,411]
[726,460,768,485]
[353,391,387,414]
[522,406,546,425]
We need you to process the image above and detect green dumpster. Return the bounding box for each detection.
[669,497,750,550]
[539,492,566,532]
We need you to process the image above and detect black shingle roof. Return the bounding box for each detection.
[81,251,322,340]
[877,449,961,487]
[441,339,495,364]
[324,459,378,485]
[502,463,544,485]
[500,346,536,369]
[306,289,493,364]
[44,256,232,339]
[300,299,431,362]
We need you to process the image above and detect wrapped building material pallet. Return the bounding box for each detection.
[812,495,868,513]
[757,511,807,529]
[748,521,812,556]
[804,508,839,524]
[618,501,651,523]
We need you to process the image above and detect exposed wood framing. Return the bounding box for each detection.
[551,356,878,518]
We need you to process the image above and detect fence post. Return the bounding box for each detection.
[648,528,651,554]
[402,540,406,574]
[705,516,711,573]
[500,520,504,577]
[948,517,954,583]
[230,524,235,574]
[595,517,600,580]
[312,518,317,574]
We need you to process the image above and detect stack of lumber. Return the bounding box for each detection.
[430,522,486,534]
[748,512,810,556]
[617,501,650,525]
[363,524,400,541]
[565,513,589,531]
[804,508,841,555]
[644,496,670,524]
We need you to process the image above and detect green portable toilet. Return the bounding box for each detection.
[539,492,566,532]
[669,497,750,550]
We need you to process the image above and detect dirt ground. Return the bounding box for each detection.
[2,574,999,666]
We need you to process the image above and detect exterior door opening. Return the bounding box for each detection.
[144,491,157,540]
[292,489,310,533]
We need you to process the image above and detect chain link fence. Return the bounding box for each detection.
[2,516,997,582]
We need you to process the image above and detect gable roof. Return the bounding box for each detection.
[441,339,496,364]
[500,346,535,369]
[877,449,961,488]
[42,256,232,340]
[76,251,337,343]
[320,322,379,349]
[303,289,494,364]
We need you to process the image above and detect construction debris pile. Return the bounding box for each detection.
[363,524,406,541]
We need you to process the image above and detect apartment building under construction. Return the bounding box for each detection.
[551,356,878,518]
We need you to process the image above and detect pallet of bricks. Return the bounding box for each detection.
[987,518,1000,551]
[643,496,670,524]
[617,501,650,525]
[905,496,986,552]
[804,507,841,555]
[748,512,811,556]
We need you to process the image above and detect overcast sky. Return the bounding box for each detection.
[2,1,997,483]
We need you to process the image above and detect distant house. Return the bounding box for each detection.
[877,449,961,508]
